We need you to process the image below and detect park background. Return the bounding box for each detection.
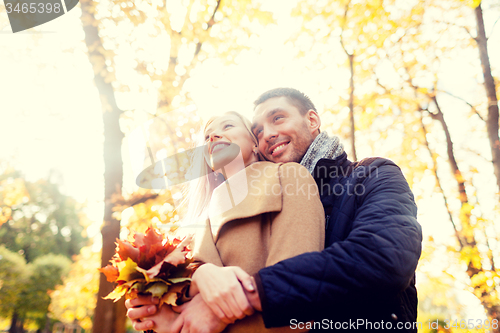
[0,0,499,331]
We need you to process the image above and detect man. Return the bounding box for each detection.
[127,88,422,332]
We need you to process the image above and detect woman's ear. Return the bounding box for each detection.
[306,110,321,135]
[253,146,265,161]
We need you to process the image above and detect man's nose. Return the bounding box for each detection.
[263,124,278,142]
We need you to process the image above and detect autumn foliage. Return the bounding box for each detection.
[99,228,196,307]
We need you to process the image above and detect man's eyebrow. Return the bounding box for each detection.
[252,108,286,132]
[267,108,285,118]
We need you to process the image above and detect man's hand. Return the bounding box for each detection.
[125,295,159,331]
[190,264,255,322]
[171,294,228,333]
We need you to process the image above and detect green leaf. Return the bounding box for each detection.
[168,277,191,284]
[145,282,169,298]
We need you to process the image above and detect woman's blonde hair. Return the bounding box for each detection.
[182,111,261,225]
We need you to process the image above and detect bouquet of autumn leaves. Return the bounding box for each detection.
[99,227,196,306]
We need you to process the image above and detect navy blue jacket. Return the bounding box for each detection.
[255,153,422,331]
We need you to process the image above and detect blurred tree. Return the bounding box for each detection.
[292,0,400,160]
[50,246,100,332]
[0,169,86,263]
[78,0,272,332]
[471,1,500,197]
[0,246,29,333]
[0,167,87,332]
[293,0,499,325]
[0,248,71,333]
[370,0,500,326]
[19,254,71,332]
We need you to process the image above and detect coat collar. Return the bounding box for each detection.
[208,162,283,242]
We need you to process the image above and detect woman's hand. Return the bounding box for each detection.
[189,264,256,323]
[125,295,179,333]
[125,295,159,331]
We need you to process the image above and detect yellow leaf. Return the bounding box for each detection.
[103,285,127,302]
[116,258,142,282]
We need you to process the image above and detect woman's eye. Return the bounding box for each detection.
[224,124,234,129]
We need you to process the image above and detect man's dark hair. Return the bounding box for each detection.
[253,87,317,116]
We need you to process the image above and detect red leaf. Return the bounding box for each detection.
[134,228,166,269]
[116,239,140,262]
[145,235,193,280]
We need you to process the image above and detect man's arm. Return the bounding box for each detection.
[256,163,422,327]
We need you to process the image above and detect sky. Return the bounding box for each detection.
[1,0,499,320]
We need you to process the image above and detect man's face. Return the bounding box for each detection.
[252,96,319,163]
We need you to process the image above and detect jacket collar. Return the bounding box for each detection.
[312,152,351,182]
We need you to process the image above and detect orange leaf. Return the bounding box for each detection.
[98,265,119,282]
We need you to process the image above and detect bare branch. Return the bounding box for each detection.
[207,0,222,30]
[434,20,476,40]
[339,0,352,56]
[418,110,463,248]
[114,192,160,209]
[437,89,485,121]
[488,15,500,40]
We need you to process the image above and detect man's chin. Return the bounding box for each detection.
[269,154,293,164]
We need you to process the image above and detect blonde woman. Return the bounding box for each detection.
[127,111,324,333]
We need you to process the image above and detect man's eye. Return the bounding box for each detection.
[273,115,283,122]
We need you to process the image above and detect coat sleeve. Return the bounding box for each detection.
[224,163,325,333]
[255,163,422,327]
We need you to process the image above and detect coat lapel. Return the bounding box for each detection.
[208,162,283,242]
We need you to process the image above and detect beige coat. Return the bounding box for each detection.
[192,161,325,333]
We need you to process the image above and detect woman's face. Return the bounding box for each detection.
[203,113,257,171]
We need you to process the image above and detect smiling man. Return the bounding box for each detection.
[126,87,422,332]
[245,88,422,332]
[251,94,322,163]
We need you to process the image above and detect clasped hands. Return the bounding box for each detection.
[126,264,262,333]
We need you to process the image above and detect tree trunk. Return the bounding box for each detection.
[80,1,125,332]
[43,313,51,333]
[9,311,18,333]
[348,53,357,161]
[431,96,500,332]
[474,3,500,195]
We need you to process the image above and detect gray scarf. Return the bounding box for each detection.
[300,132,345,174]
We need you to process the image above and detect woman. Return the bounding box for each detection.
[130,111,324,332]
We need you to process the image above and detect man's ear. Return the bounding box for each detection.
[306,110,321,135]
